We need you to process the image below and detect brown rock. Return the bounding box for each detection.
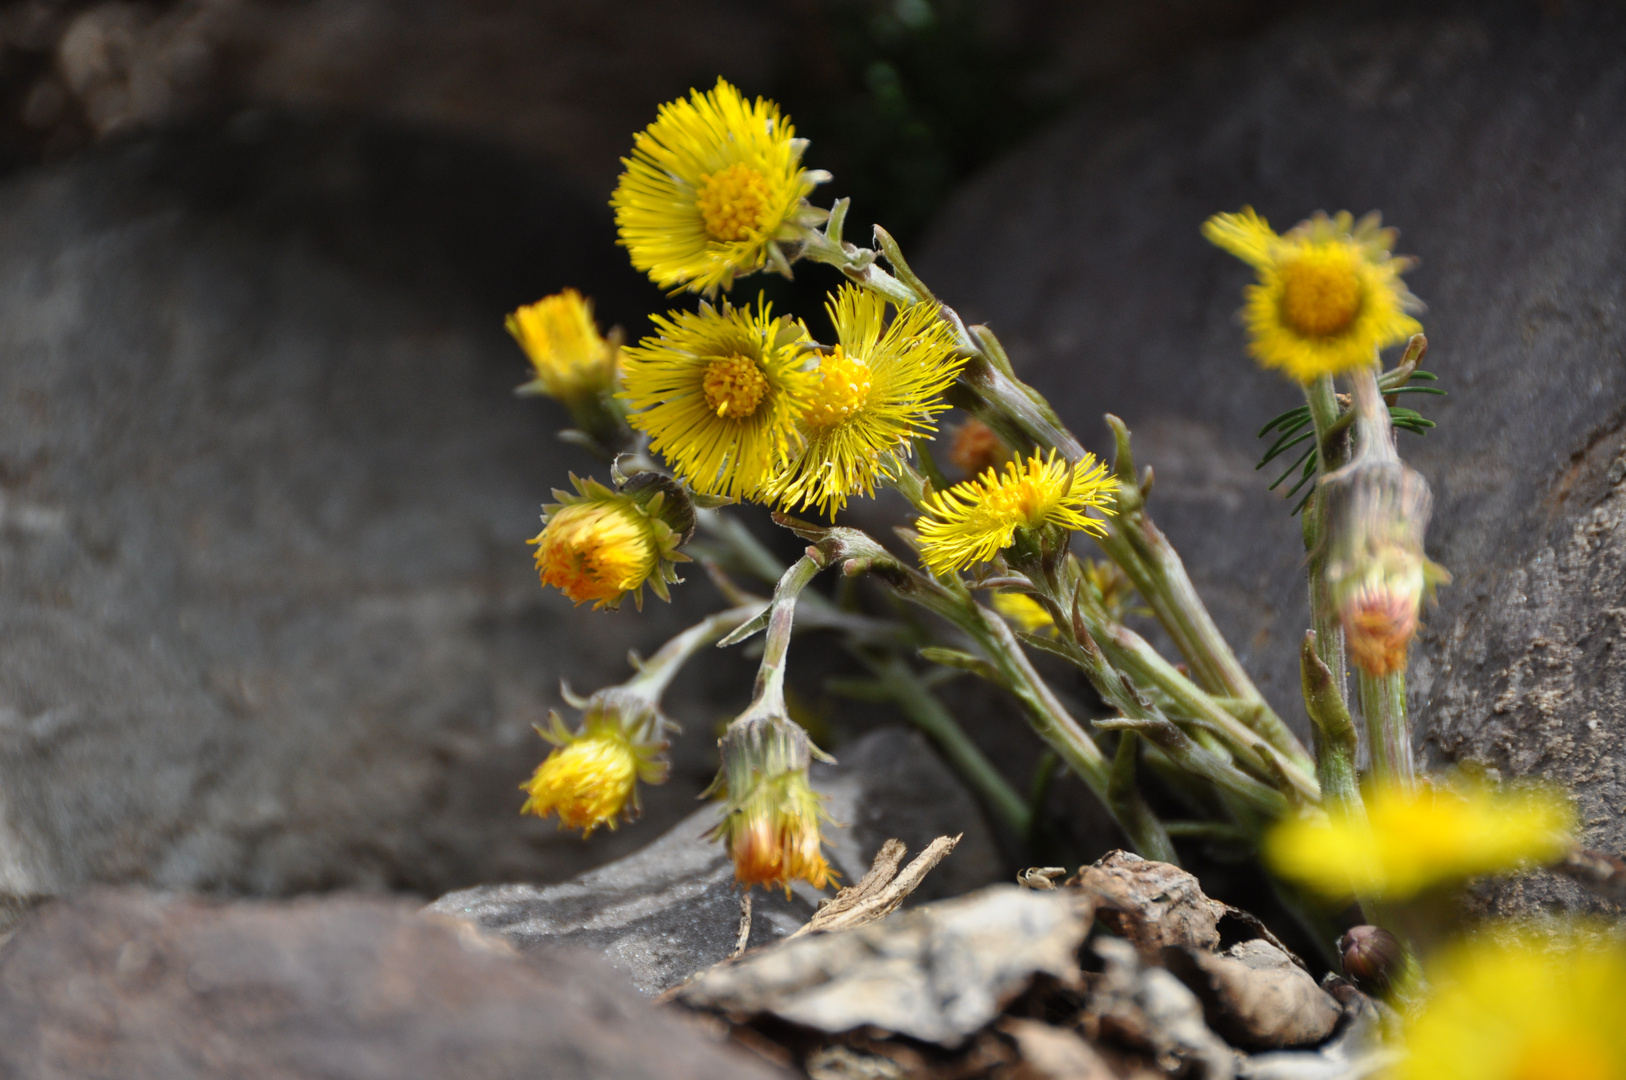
[999,1018,1118,1080]
[1073,850,1224,954]
[1164,940,1341,1050]
[0,888,784,1080]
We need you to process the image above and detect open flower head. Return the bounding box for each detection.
[1203,207,1422,382]
[530,473,693,610]
[620,297,816,500]
[506,289,617,403]
[1395,926,1626,1080]
[766,286,965,516]
[1265,779,1577,900]
[520,686,674,835]
[707,713,836,894]
[612,78,830,295]
[916,449,1116,575]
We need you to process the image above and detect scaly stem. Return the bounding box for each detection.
[727,553,828,722]
[626,603,767,701]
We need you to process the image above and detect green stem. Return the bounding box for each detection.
[626,603,766,701]
[1301,375,1349,706]
[729,553,827,722]
[1298,630,1362,816]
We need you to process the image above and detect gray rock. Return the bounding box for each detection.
[429,727,1004,994]
[917,0,1626,905]
[0,888,785,1080]
[0,113,775,899]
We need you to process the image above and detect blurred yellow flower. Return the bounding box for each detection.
[506,289,616,403]
[916,449,1115,575]
[620,297,815,501]
[521,727,642,835]
[529,475,690,610]
[1265,780,1576,900]
[1203,207,1422,383]
[767,286,964,516]
[991,591,1054,634]
[1395,927,1626,1080]
[611,78,829,295]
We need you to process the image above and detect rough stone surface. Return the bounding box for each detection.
[430,727,1004,994]
[0,888,784,1080]
[0,112,788,900]
[1166,940,1341,1050]
[917,0,1626,907]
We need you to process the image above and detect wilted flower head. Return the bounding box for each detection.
[1203,207,1422,383]
[1265,778,1576,901]
[530,473,693,610]
[916,449,1115,575]
[1394,926,1626,1080]
[707,713,836,894]
[766,285,965,517]
[506,289,617,404]
[619,296,816,500]
[611,78,830,295]
[520,685,674,835]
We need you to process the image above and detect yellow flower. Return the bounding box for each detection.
[506,289,617,403]
[611,78,830,295]
[708,714,837,894]
[1202,207,1423,382]
[1265,780,1576,900]
[530,474,692,610]
[520,691,673,835]
[992,591,1055,634]
[766,286,965,516]
[1394,927,1626,1080]
[620,297,816,500]
[916,449,1116,575]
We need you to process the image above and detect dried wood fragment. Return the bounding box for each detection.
[788,835,960,939]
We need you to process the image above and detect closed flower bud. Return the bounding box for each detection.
[706,713,836,894]
[508,289,618,405]
[947,418,1013,478]
[529,473,693,610]
[520,685,674,835]
[1338,924,1404,997]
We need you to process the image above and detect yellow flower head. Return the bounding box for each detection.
[506,289,617,403]
[1202,207,1423,382]
[612,78,830,295]
[620,297,816,500]
[520,688,673,835]
[1265,780,1577,900]
[916,449,1116,575]
[1395,928,1626,1080]
[992,591,1055,635]
[708,714,837,894]
[766,287,965,516]
[530,474,692,610]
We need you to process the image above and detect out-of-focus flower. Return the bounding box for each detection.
[506,289,617,404]
[619,297,815,501]
[1393,927,1626,1080]
[946,417,1012,478]
[707,713,835,894]
[1264,779,1576,901]
[1203,207,1422,383]
[1082,557,1138,623]
[530,474,692,610]
[916,449,1115,575]
[520,686,673,835]
[611,78,830,295]
[767,286,964,516]
[991,591,1054,634]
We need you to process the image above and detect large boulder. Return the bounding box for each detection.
[916,0,1626,906]
[0,113,785,899]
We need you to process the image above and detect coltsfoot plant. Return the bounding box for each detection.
[501,76,1622,1079]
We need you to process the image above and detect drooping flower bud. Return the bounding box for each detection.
[529,473,693,610]
[706,713,836,894]
[520,684,674,835]
[1322,461,1448,676]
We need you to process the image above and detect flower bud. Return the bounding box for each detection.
[1338,924,1404,997]
[947,418,1013,478]
[529,473,692,610]
[1322,462,1447,676]
[706,714,836,894]
[520,685,673,835]
[507,289,617,405]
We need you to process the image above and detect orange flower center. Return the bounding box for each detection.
[702,353,770,419]
[1279,250,1363,337]
[697,162,774,242]
[805,347,872,428]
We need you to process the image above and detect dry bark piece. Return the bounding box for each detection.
[1073,850,1224,954]
[789,835,960,939]
[1017,867,1069,890]
[998,1018,1118,1080]
[1164,940,1342,1051]
[1086,936,1237,1080]
[675,884,1092,1047]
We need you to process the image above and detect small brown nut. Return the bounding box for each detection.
[1338,924,1404,997]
